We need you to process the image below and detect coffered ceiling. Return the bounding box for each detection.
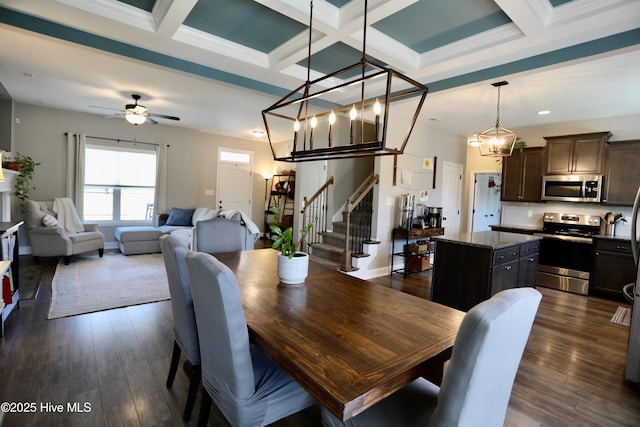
[0,0,638,141]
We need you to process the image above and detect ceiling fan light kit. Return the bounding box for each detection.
[96,94,180,125]
[477,81,518,157]
[262,0,428,162]
[125,112,146,125]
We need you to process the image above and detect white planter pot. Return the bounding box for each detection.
[277,251,309,286]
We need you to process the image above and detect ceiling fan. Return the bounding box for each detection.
[93,94,180,125]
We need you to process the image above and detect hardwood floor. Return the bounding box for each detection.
[1,250,639,426]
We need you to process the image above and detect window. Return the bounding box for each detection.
[219,149,251,164]
[83,143,157,222]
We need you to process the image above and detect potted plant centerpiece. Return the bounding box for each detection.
[270,206,313,286]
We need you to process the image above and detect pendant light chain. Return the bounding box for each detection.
[495,85,501,129]
[306,1,313,84]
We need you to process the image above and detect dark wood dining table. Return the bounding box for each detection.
[213,248,465,421]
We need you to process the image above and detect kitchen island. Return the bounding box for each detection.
[431,231,541,311]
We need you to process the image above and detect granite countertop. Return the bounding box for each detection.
[489,224,543,234]
[433,231,542,250]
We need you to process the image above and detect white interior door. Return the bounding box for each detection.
[442,162,463,235]
[472,173,501,232]
[217,150,253,218]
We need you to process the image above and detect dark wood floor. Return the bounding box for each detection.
[1,247,640,426]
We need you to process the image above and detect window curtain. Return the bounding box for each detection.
[66,132,86,216]
[153,144,168,226]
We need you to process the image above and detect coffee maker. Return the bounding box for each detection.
[426,207,442,228]
[398,194,414,230]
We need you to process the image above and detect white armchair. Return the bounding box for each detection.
[25,200,105,265]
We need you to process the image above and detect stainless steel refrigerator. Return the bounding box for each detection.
[626,187,640,382]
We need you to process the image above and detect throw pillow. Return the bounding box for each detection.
[165,208,195,226]
[42,214,61,228]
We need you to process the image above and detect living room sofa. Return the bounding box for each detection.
[115,207,260,255]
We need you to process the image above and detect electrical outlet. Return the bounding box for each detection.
[205,189,214,196]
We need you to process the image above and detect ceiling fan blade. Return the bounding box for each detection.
[146,117,158,124]
[90,105,124,112]
[104,113,125,119]
[147,113,180,121]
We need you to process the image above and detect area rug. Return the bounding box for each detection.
[610,306,632,326]
[48,252,169,319]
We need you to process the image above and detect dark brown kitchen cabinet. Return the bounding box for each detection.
[431,235,541,312]
[517,240,540,287]
[501,147,544,202]
[543,131,611,175]
[602,140,640,206]
[590,237,636,301]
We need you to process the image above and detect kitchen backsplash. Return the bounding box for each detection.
[500,202,633,238]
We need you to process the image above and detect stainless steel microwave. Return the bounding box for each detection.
[541,175,602,202]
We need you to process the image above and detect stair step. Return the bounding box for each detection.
[319,231,346,247]
[309,242,343,265]
[310,255,341,269]
[310,242,343,255]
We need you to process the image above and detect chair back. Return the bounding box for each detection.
[195,217,245,253]
[431,287,541,427]
[160,234,200,365]
[185,252,255,399]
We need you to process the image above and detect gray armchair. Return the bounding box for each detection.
[184,252,316,427]
[25,200,104,265]
[321,287,542,427]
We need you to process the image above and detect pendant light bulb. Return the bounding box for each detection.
[329,111,336,125]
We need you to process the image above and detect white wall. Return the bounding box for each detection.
[353,121,467,278]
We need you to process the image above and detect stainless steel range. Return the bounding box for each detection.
[535,213,602,295]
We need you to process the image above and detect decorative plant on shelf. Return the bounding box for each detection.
[270,206,314,259]
[13,152,41,215]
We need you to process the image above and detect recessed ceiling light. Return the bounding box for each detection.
[537,110,551,115]
[251,130,265,138]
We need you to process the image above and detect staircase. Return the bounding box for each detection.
[304,173,380,272]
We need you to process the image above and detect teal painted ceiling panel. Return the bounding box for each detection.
[297,42,379,78]
[325,0,351,7]
[373,0,511,52]
[550,0,575,7]
[183,0,307,53]
[117,0,155,13]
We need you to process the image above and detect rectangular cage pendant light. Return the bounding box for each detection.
[261,0,428,163]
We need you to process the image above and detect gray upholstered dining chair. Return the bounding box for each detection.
[194,217,245,253]
[321,287,542,427]
[159,235,200,422]
[184,252,317,427]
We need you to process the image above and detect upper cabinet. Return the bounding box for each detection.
[543,131,611,175]
[602,140,640,206]
[501,147,544,202]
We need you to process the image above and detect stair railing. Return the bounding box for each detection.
[341,173,379,272]
[301,176,334,252]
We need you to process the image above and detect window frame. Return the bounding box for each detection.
[82,140,158,226]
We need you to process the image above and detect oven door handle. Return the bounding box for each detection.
[533,233,593,244]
